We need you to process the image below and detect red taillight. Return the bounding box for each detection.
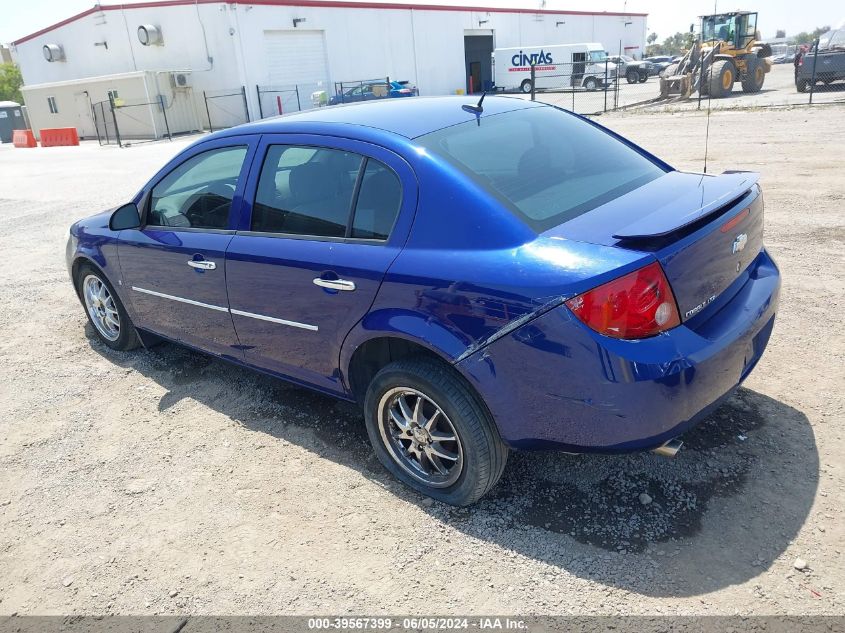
[565,261,681,339]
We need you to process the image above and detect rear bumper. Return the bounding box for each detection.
[457,248,780,451]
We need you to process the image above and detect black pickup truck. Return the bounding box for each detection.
[796,29,845,92]
[608,55,653,83]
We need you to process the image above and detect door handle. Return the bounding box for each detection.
[313,278,356,292]
[187,259,216,270]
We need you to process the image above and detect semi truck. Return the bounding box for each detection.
[493,43,617,93]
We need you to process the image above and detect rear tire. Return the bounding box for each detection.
[796,78,810,93]
[626,69,638,84]
[638,71,648,83]
[363,357,508,506]
[708,60,735,98]
[520,79,533,94]
[75,263,140,351]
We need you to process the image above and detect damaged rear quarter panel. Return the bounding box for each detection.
[344,235,649,369]
[455,305,707,450]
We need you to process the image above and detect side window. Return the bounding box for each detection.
[252,145,363,237]
[147,146,247,230]
[351,160,402,240]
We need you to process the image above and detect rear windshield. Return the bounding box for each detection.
[416,106,667,233]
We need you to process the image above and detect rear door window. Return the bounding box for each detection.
[251,145,402,241]
[351,159,402,240]
[252,145,362,238]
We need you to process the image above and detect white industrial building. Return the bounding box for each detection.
[10,0,647,140]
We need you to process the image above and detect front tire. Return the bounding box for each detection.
[364,357,508,506]
[708,60,735,98]
[76,263,139,351]
[583,77,598,91]
[796,78,810,93]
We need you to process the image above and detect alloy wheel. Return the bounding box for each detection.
[82,274,120,341]
[377,387,464,488]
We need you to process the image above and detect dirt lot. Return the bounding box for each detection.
[0,105,843,616]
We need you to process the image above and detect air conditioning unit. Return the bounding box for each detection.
[170,72,191,89]
[138,24,164,46]
[42,44,65,62]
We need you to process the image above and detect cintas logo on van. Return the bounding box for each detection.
[510,50,555,69]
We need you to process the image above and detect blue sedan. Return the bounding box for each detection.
[329,80,417,105]
[67,97,780,505]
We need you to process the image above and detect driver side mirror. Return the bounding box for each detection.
[109,202,141,231]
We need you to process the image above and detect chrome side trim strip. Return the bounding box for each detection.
[131,286,229,313]
[230,308,319,332]
[131,286,320,332]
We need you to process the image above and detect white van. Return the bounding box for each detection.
[493,43,616,93]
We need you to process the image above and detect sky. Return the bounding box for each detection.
[2,0,843,45]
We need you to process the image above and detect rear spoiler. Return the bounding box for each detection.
[612,171,759,240]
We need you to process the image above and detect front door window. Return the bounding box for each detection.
[147,146,248,229]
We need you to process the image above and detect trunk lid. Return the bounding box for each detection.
[546,171,764,321]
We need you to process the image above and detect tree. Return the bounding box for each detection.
[650,31,693,56]
[0,63,23,104]
[793,25,831,45]
[647,32,658,44]
[776,29,786,38]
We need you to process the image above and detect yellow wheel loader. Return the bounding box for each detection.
[660,11,773,99]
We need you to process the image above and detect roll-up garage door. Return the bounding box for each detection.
[264,30,330,86]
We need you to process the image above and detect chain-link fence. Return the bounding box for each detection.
[521,61,621,115]
[92,100,119,146]
[92,95,172,147]
[331,77,393,106]
[256,82,330,117]
[796,38,845,104]
[522,46,844,115]
[114,96,172,145]
[202,87,250,132]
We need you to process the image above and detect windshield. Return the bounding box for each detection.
[416,107,667,233]
[589,50,608,63]
[702,14,736,42]
[701,13,756,46]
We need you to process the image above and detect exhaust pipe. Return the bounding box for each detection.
[651,438,683,458]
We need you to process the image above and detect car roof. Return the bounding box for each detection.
[213,96,542,140]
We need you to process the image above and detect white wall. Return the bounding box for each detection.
[12,2,646,126]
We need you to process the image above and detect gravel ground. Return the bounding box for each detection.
[0,105,843,616]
